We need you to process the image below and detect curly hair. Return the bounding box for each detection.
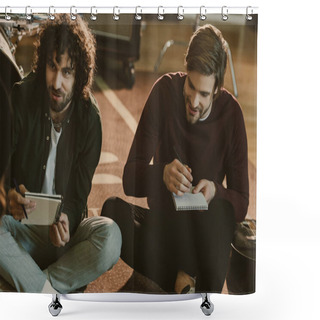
[32,14,96,100]
[185,24,228,98]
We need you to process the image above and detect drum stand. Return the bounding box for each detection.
[48,293,214,317]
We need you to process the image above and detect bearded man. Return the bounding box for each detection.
[0,14,121,293]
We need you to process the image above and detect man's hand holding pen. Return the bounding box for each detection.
[8,184,70,247]
[163,158,216,204]
[8,184,36,220]
[163,159,193,196]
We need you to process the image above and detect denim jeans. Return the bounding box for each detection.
[0,215,121,293]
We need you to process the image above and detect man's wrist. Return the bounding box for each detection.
[211,181,216,198]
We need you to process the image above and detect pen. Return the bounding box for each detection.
[173,146,184,164]
[173,146,192,172]
[173,146,192,192]
[13,178,28,219]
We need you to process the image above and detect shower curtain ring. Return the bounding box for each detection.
[25,6,33,21]
[49,6,55,20]
[157,6,164,21]
[135,6,142,21]
[70,6,77,20]
[221,6,228,21]
[90,6,97,21]
[113,6,120,21]
[246,6,253,21]
[5,6,11,21]
[200,6,207,21]
[177,6,184,21]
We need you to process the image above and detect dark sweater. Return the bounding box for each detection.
[123,72,249,222]
[10,72,102,234]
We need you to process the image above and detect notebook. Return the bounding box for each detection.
[172,191,208,211]
[22,192,63,225]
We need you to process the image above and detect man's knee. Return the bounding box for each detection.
[89,216,122,269]
[102,218,122,268]
[88,216,121,244]
[101,197,133,231]
[101,197,121,217]
[101,196,122,220]
[0,215,20,237]
[1,215,13,230]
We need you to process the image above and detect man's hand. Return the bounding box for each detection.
[8,184,36,220]
[49,213,70,247]
[193,179,216,204]
[163,159,193,196]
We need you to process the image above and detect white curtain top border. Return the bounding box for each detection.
[0,6,258,16]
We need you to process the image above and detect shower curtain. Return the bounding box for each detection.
[0,9,257,296]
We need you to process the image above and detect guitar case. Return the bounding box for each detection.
[226,220,256,294]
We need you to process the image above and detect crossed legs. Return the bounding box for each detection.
[101,197,235,293]
[0,215,121,293]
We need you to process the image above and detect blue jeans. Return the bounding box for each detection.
[0,215,121,293]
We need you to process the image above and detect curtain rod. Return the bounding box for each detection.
[0,6,259,16]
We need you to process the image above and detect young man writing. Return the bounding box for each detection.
[103,24,249,294]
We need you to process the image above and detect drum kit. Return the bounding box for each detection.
[0,14,44,93]
[0,13,53,88]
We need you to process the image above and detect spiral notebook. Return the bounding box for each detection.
[172,191,208,211]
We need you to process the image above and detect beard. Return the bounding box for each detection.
[184,94,213,124]
[184,96,202,124]
[47,87,73,113]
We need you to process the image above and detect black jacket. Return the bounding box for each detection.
[10,72,102,234]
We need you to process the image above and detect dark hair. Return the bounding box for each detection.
[32,14,96,100]
[185,24,227,97]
